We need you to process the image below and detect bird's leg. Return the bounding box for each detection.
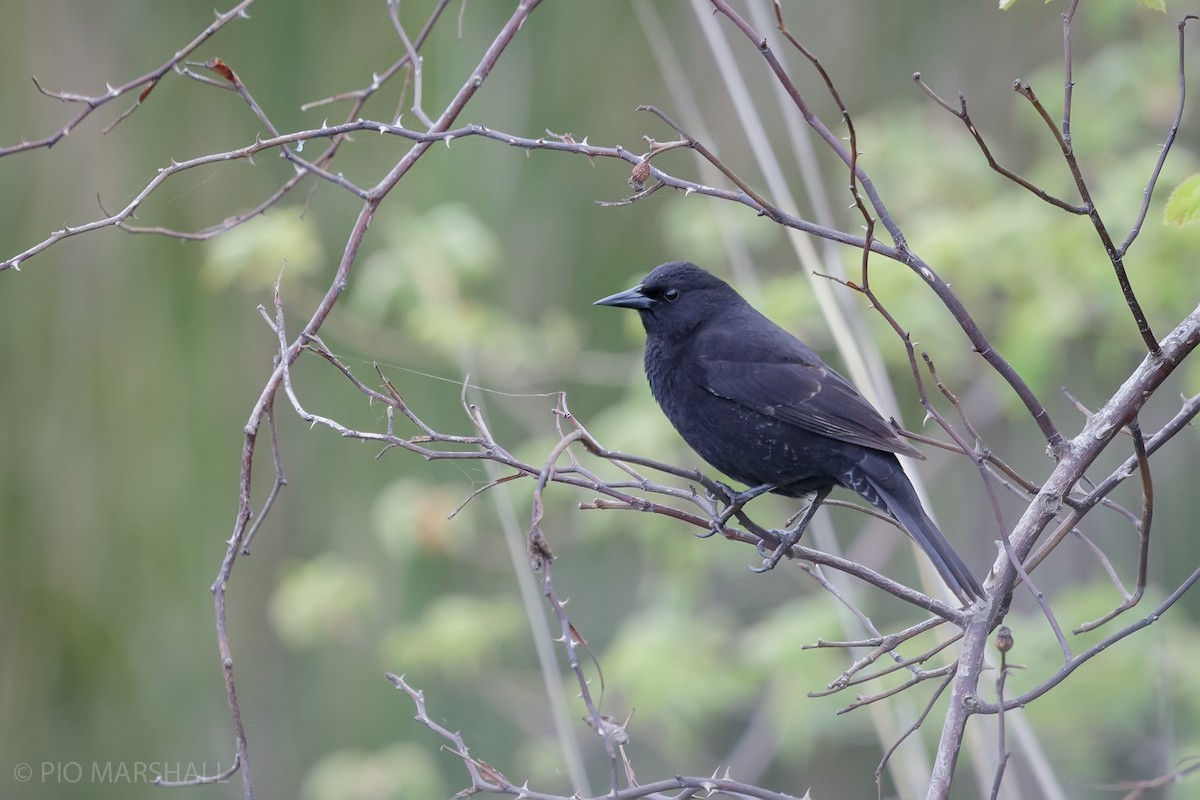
[751,486,832,573]
[704,481,776,537]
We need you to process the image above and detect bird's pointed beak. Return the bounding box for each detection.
[594,284,653,310]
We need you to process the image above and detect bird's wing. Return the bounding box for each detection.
[697,324,923,459]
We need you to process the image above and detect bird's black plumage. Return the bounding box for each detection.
[595,261,983,603]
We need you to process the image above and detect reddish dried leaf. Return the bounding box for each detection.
[138,79,158,103]
[210,58,236,84]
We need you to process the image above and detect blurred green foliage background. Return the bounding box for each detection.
[2,1,1200,799]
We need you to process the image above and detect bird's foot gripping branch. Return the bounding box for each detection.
[749,487,830,575]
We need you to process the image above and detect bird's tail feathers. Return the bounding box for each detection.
[851,466,984,603]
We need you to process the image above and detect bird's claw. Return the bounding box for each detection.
[711,480,738,503]
[706,480,744,510]
[733,482,776,508]
[712,481,775,516]
[747,488,827,574]
[750,528,799,573]
[695,524,720,539]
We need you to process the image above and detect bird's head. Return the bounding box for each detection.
[594,261,737,337]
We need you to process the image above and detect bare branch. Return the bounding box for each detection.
[154,753,241,789]
[637,104,781,219]
[1025,392,1200,575]
[1060,0,1081,146]
[1118,14,1199,256]
[1073,420,1153,633]
[989,626,1016,800]
[387,673,815,800]
[932,302,1200,794]
[874,670,956,800]
[976,562,1200,714]
[1012,81,1160,356]
[0,0,256,157]
[912,73,1085,213]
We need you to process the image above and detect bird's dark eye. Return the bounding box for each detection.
[663,288,680,302]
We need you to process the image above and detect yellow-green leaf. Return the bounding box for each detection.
[200,210,323,292]
[1164,173,1200,225]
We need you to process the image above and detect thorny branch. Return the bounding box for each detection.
[286,328,968,625]
[388,672,808,800]
[3,13,1066,472]
[5,2,1200,800]
[0,0,256,157]
[52,3,550,797]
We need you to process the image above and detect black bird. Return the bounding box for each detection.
[595,261,983,603]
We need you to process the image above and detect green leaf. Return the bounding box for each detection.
[600,606,755,751]
[302,743,444,800]
[200,210,323,291]
[1137,0,1167,11]
[378,594,521,675]
[269,556,377,648]
[1165,173,1200,225]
